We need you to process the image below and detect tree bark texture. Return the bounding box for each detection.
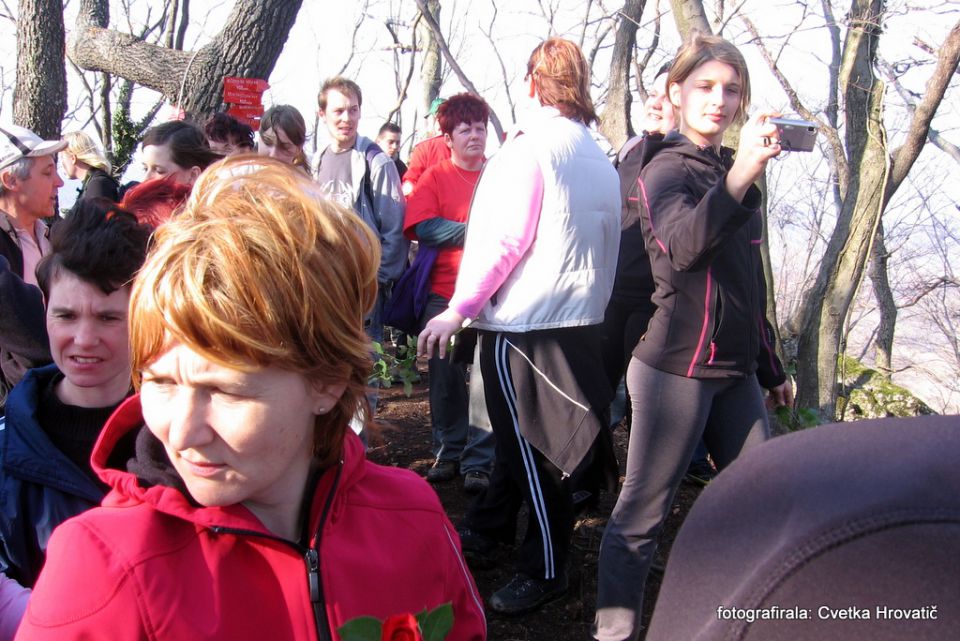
[670,0,711,39]
[795,0,889,419]
[418,0,442,120]
[412,0,505,141]
[599,0,647,150]
[69,0,304,119]
[794,8,959,418]
[870,221,896,376]
[14,0,67,138]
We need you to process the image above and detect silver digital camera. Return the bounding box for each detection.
[768,117,818,152]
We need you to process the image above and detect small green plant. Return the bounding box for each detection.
[774,405,821,431]
[369,336,420,396]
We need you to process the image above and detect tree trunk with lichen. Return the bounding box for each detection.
[13,0,67,138]
[418,0,443,127]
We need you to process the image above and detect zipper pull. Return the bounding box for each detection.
[305,548,320,602]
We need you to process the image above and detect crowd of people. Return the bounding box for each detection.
[0,31,954,641]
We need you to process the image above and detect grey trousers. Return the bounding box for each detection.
[422,294,495,473]
[593,358,770,641]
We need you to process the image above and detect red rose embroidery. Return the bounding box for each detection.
[381,613,423,641]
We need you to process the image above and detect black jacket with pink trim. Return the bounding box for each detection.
[631,131,785,388]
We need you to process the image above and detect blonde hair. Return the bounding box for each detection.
[667,33,752,123]
[526,38,598,125]
[64,131,112,174]
[129,156,380,468]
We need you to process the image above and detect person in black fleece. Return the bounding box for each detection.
[594,33,792,641]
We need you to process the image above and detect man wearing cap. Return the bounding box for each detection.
[401,97,452,197]
[0,123,64,405]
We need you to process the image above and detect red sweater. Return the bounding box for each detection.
[402,136,452,197]
[404,160,481,300]
[17,396,486,641]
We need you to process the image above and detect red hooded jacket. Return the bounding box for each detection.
[16,396,486,641]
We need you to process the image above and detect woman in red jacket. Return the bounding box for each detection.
[17,157,485,641]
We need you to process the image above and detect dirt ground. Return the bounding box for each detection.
[368,366,702,641]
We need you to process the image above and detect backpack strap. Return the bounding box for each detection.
[615,135,645,168]
[362,142,385,227]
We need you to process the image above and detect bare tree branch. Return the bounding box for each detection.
[69,0,304,117]
[384,13,418,125]
[335,0,368,77]
[634,1,663,102]
[175,0,190,51]
[482,0,517,124]
[886,20,960,193]
[879,57,960,165]
[411,0,505,140]
[670,0,711,38]
[0,0,16,23]
[741,14,850,196]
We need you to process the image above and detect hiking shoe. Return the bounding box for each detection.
[684,460,717,487]
[426,460,458,483]
[572,489,599,516]
[463,470,490,494]
[456,526,499,570]
[456,526,497,556]
[489,573,568,614]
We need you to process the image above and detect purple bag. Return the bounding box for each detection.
[383,245,439,335]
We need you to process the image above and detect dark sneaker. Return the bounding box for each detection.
[456,526,499,570]
[684,460,717,487]
[426,460,458,483]
[488,573,568,614]
[463,470,490,494]
[456,526,497,556]
[572,489,599,516]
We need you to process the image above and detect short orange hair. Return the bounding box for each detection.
[129,156,380,467]
[526,38,598,125]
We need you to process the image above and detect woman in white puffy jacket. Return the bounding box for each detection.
[419,37,621,615]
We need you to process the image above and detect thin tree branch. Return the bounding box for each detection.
[886,20,960,194]
[741,14,850,197]
[411,0,504,140]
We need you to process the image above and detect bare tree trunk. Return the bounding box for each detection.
[68,0,303,120]
[758,174,783,358]
[418,0,442,122]
[870,221,896,375]
[14,0,67,138]
[794,9,959,419]
[795,0,889,419]
[670,0,711,38]
[598,0,647,150]
[412,0,504,141]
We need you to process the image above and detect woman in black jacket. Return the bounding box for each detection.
[593,33,793,641]
[62,132,120,205]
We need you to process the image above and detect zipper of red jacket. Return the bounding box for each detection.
[209,462,343,641]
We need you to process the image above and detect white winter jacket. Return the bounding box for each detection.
[456,106,620,332]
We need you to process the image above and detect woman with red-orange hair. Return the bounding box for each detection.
[420,38,621,614]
